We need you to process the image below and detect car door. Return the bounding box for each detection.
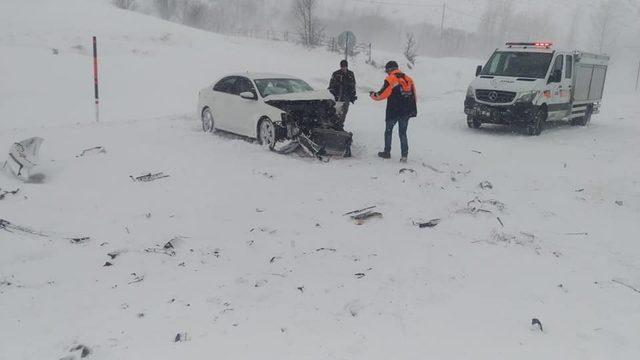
[211,76,238,131]
[230,77,263,137]
[546,54,569,120]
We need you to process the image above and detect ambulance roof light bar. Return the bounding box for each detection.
[505,42,553,49]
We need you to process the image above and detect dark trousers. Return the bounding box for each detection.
[334,101,350,130]
[384,116,410,156]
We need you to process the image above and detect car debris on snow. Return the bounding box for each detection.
[0,218,70,238]
[76,146,106,158]
[128,273,145,285]
[351,210,383,225]
[459,197,505,215]
[399,168,416,174]
[615,200,624,206]
[612,279,640,295]
[130,172,170,182]
[3,137,44,181]
[413,219,441,228]
[174,332,189,342]
[69,237,91,244]
[479,181,493,190]
[531,318,543,332]
[0,188,20,200]
[343,205,377,216]
[422,163,444,173]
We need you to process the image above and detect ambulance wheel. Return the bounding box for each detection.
[467,115,481,129]
[527,108,547,136]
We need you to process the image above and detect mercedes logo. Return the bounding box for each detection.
[488,91,499,101]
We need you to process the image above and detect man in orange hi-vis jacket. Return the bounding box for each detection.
[370,61,417,163]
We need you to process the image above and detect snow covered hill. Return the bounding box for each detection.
[1,1,640,359]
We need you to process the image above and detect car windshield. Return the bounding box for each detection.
[481,51,553,79]
[254,78,314,97]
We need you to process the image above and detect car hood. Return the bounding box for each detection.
[263,89,334,102]
[470,76,546,93]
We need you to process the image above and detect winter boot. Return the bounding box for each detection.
[400,156,408,163]
[378,151,391,159]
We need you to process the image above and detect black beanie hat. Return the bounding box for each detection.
[340,59,348,67]
[385,61,399,71]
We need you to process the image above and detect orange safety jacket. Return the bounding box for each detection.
[371,69,418,119]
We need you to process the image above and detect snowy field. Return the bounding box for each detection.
[1,1,640,359]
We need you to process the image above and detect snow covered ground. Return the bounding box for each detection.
[1,1,640,359]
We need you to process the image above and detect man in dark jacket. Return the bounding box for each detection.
[370,61,417,163]
[329,60,357,130]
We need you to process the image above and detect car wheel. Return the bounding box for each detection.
[202,108,215,133]
[527,108,547,136]
[467,115,481,129]
[258,118,276,150]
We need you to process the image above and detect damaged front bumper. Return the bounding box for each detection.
[464,97,537,124]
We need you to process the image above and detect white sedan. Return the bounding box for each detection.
[197,73,338,148]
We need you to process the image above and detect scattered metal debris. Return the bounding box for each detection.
[174,332,189,343]
[479,181,493,190]
[103,262,113,267]
[414,219,441,228]
[612,279,640,294]
[615,200,624,206]
[297,286,304,293]
[0,218,49,237]
[399,168,416,174]
[69,237,91,244]
[459,197,505,215]
[351,211,383,225]
[130,172,170,182]
[315,247,336,253]
[253,170,275,179]
[0,188,20,200]
[269,256,282,263]
[69,344,91,358]
[497,217,504,227]
[343,205,376,216]
[422,163,444,173]
[531,318,543,332]
[76,146,106,158]
[355,273,366,279]
[128,273,144,285]
[107,251,121,260]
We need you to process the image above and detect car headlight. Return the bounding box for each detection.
[466,86,475,98]
[516,91,538,103]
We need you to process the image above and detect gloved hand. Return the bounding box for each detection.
[351,96,357,104]
[369,91,376,98]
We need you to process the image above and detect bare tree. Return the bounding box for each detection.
[154,0,177,20]
[181,0,210,29]
[592,0,619,53]
[404,33,417,65]
[292,0,324,47]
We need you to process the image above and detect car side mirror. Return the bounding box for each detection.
[240,91,257,100]
[548,69,562,84]
[476,65,482,76]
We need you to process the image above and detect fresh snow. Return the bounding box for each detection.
[1,1,640,359]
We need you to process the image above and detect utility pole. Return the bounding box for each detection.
[636,59,640,91]
[92,36,99,123]
[344,32,349,61]
[440,2,446,40]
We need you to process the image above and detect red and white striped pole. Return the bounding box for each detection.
[93,36,99,122]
